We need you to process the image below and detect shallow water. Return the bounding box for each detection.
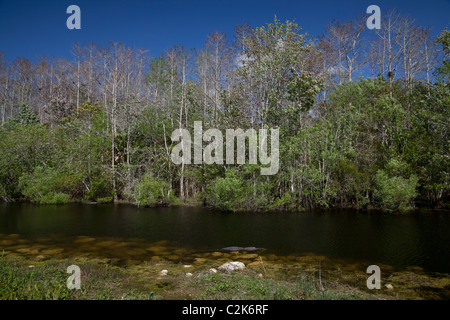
[0,202,449,273]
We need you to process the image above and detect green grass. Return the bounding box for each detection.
[191,270,367,300]
[1,253,448,300]
[0,254,369,300]
[0,257,75,299]
[0,255,153,300]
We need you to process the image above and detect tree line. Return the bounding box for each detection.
[0,11,448,212]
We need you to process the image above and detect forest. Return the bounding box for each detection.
[0,11,448,212]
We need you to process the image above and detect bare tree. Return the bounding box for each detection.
[195,48,212,124]
[321,15,367,84]
[316,31,340,98]
[397,16,431,85]
[205,31,232,123]
[99,41,128,201]
[369,9,403,92]
[0,52,11,123]
[173,45,193,201]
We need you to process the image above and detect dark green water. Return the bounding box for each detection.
[0,202,449,273]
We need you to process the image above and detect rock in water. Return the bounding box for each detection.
[217,261,245,272]
[220,246,264,252]
[221,246,243,252]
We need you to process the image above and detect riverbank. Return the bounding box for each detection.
[4,196,449,215]
[4,198,446,217]
[1,252,449,300]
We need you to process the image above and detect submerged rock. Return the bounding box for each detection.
[218,261,245,272]
[220,246,264,252]
[150,256,163,262]
[211,251,223,257]
[239,253,259,259]
[194,257,207,265]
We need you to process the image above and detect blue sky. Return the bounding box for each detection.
[1,0,449,61]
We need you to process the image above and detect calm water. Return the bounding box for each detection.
[0,202,449,273]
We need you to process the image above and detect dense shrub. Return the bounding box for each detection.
[374,159,419,212]
[208,170,246,212]
[130,173,173,207]
[84,176,114,203]
[18,166,71,204]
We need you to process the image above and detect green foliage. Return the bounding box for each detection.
[194,270,360,300]
[17,103,39,126]
[61,101,103,123]
[435,29,450,82]
[287,71,324,112]
[208,169,246,212]
[130,173,173,207]
[0,256,156,300]
[1,103,40,129]
[84,176,114,203]
[0,22,448,212]
[0,123,52,200]
[0,258,73,300]
[18,166,71,204]
[268,192,299,211]
[374,159,419,212]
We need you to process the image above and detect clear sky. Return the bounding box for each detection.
[1,0,449,61]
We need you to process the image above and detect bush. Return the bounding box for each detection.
[18,166,71,204]
[38,192,71,205]
[208,170,246,211]
[17,103,39,126]
[131,173,172,207]
[84,176,114,202]
[374,159,419,212]
[0,123,51,200]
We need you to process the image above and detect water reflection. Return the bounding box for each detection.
[0,202,449,273]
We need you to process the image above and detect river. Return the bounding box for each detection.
[0,202,449,274]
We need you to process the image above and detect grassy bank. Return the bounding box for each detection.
[1,253,449,300]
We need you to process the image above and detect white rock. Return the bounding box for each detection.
[385,284,394,289]
[186,272,193,277]
[160,269,168,276]
[209,268,217,274]
[218,261,245,272]
[183,265,192,268]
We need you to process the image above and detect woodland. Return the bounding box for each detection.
[0,12,448,212]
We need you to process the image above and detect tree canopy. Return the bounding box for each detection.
[0,14,448,212]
